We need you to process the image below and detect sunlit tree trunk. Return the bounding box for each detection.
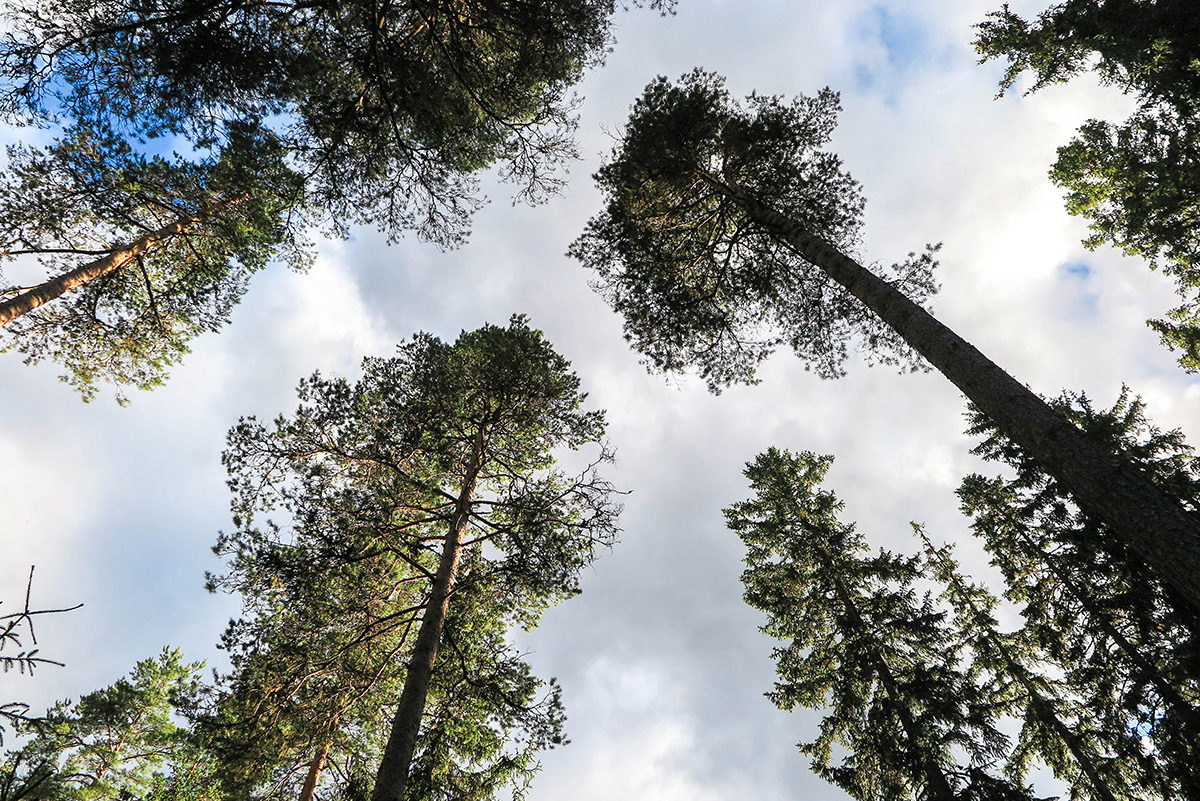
[0,215,204,327]
[370,434,487,801]
[297,739,331,801]
[704,172,1200,616]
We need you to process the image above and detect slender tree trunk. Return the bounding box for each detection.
[848,611,957,801]
[826,567,957,801]
[370,435,486,801]
[0,216,201,327]
[298,740,331,801]
[706,174,1200,616]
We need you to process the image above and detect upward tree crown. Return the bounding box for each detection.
[571,70,937,389]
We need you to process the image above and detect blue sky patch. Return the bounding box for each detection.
[853,5,932,95]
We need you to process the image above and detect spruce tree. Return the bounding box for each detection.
[959,390,1200,796]
[727,448,1032,801]
[571,69,1200,615]
[920,533,1145,801]
[974,2,1200,367]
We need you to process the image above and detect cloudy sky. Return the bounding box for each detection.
[2,1,1196,798]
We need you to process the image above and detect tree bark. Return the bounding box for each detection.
[298,740,331,801]
[370,435,486,801]
[707,174,1200,616]
[0,215,201,328]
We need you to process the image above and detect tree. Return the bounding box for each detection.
[0,121,308,401]
[959,389,1200,797]
[974,2,1200,367]
[0,648,205,801]
[570,69,1200,614]
[727,448,1033,801]
[920,533,1148,801]
[0,0,669,398]
[218,316,618,801]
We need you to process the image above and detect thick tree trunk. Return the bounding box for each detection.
[298,740,331,801]
[370,436,486,801]
[710,176,1200,616]
[0,215,201,327]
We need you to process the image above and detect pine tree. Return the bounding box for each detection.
[974,1,1200,367]
[0,0,669,397]
[727,448,1032,801]
[570,69,1200,615]
[0,121,307,400]
[0,648,206,801]
[217,316,618,801]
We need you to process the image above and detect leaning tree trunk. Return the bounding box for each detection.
[370,435,487,801]
[297,739,331,801]
[706,174,1200,616]
[0,192,246,328]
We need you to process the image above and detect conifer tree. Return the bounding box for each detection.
[0,0,669,397]
[959,390,1200,796]
[571,69,1200,614]
[218,316,618,801]
[0,121,307,400]
[0,648,206,801]
[727,448,1032,801]
[920,533,1146,801]
[974,2,1200,367]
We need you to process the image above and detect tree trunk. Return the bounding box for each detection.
[0,215,202,328]
[370,436,486,801]
[709,175,1200,616]
[298,740,331,801]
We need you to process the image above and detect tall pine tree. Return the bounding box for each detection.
[218,316,618,801]
[571,69,1200,615]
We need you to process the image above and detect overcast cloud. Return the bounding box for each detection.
[2,2,1196,799]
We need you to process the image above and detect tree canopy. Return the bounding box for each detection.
[572,70,936,388]
[573,68,1200,618]
[214,315,618,801]
[976,1,1200,368]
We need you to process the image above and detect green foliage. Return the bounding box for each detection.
[976,1,1200,104]
[0,0,670,400]
[0,0,667,245]
[727,448,1030,801]
[976,1,1200,369]
[0,121,309,402]
[961,389,1200,797]
[207,316,616,800]
[0,648,205,801]
[571,70,936,390]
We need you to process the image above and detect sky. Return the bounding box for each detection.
[2,1,1197,798]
